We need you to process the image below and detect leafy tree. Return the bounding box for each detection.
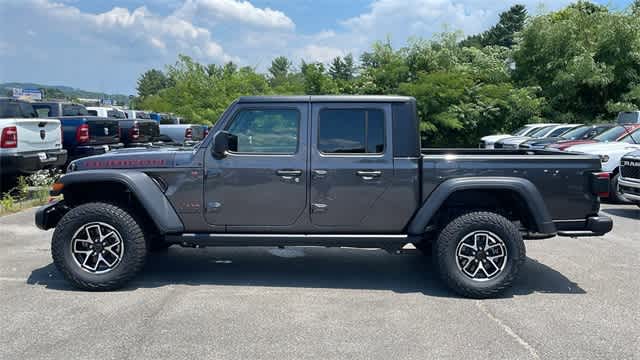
[329,54,356,81]
[136,69,170,97]
[460,5,527,48]
[269,56,291,81]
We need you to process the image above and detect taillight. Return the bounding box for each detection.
[592,172,610,198]
[185,127,193,140]
[76,124,89,143]
[130,122,140,140]
[1,126,18,148]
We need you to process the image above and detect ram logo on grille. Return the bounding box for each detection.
[622,160,640,167]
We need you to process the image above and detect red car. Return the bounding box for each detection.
[546,124,640,151]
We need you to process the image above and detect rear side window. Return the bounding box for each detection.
[226,109,299,154]
[88,110,98,116]
[318,109,385,154]
[107,110,125,119]
[0,101,38,118]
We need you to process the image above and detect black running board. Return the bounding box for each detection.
[165,233,416,250]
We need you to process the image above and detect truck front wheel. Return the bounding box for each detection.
[434,211,525,298]
[51,202,148,290]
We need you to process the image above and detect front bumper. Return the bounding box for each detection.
[555,215,613,237]
[0,149,67,175]
[618,177,640,202]
[35,200,68,230]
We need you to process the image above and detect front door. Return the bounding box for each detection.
[309,103,393,230]
[204,102,308,228]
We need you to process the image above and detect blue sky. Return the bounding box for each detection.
[0,0,634,95]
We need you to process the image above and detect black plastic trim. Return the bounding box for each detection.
[407,177,556,235]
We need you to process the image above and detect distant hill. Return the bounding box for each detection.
[0,82,130,105]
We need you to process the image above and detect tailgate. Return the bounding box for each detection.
[14,119,62,152]
[86,117,120,145]
[137,121,160,142]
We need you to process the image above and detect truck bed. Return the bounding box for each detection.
[420,148,602,221]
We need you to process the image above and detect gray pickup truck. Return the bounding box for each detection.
[35,96,613,298]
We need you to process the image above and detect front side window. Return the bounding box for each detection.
[62,104,89,116]
[318,109,385,154]
[226,108,299,154]
[620,129,640,144]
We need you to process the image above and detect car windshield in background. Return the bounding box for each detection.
[593,126,627,142]
[529,125,556,138]
[512,126,528,136]
[62,104,89,116]
[547,126,576,138]
[107,110,126,119]
[620,129,640,144]
[559,125,591,140]
[0,100,38,118]
[617,112,639,124]
[136,112,151,119]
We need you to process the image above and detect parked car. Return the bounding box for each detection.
[495,124,581,149]
[159,124,207,145]
[546,124,640,151]
[117,111,161,147]
[479,123,558,149]
[150,112,179,124]
[86,106,127,120]
[616,111,640,124]
[32,102,122,162]
[618,150,640,207]
[0,98,66,187]
[36,95,613,298]
[519,124,614,149]
[565,128,640,203]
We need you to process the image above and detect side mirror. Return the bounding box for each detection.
[212,131,237,159]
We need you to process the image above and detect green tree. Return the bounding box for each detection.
[136,69,169,97]
[460,5,527,48]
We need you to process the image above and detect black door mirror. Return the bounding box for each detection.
[212,131,237,159]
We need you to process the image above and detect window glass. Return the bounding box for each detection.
[512,126,528,136]
[88,110,98,116]
[0,101,37,118]
[620,129,640,144]
[559,126,589,140]
[593,126,626,142]
[318,109,385,154]
[548,126,574,137]
[107,110,125,119]
[227,109,299,154]
[62,104,89,116]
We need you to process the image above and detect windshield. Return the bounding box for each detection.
[620,129,640,144]
[593,126,628,142]
[512,126,528,136]
[617,112,639,124]
[0,100,38,118]
[559,126,591,140]
[529,125,556,138]
[547,125,576,138]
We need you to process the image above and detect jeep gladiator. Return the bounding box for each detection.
[35,96,613,298]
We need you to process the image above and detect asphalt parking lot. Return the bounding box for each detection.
[0,204,638,360]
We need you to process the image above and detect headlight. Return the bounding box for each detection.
[600,155,610,163]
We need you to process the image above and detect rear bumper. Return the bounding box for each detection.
[555,215,613,237]
[618,177,640,202]
[68,143,124,161]
[0,149,67,175]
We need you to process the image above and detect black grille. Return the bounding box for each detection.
[621,164,640,180]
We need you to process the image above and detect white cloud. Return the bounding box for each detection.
[175,0,295,30]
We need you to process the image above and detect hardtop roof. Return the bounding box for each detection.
[237,95,415,103]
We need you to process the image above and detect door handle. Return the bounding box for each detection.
[356,170,382,179]
[276,169,302,178]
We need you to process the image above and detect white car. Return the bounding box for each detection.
[566,128,640,203]
[480,123,558,149]
[495,124,581,149]
[86,106,127,119]
[0,98,67,185]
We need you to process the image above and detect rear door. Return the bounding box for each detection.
[309,103,393,230]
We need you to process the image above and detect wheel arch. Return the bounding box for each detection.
[53,170,184,234]
[407,177,556,236]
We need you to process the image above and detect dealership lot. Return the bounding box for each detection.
[0,204,638,359]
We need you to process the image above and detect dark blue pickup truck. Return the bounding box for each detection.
[32,102,123,162]
[35,96,613,298]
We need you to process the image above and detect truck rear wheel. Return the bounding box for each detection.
[51,202,147,290]
[433,211,525,298]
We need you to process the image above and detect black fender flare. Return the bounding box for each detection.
[407,177,556,235]
[52,170,184,234]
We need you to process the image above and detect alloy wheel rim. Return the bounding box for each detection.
[70,222,124,274]
[455,230,508,281]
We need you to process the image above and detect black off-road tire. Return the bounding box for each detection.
[433,211,525,299]
[51,202,147,290]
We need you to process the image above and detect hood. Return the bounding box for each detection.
[566,141,640,155]
[498,136,531,145]
[68,147,181,171]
